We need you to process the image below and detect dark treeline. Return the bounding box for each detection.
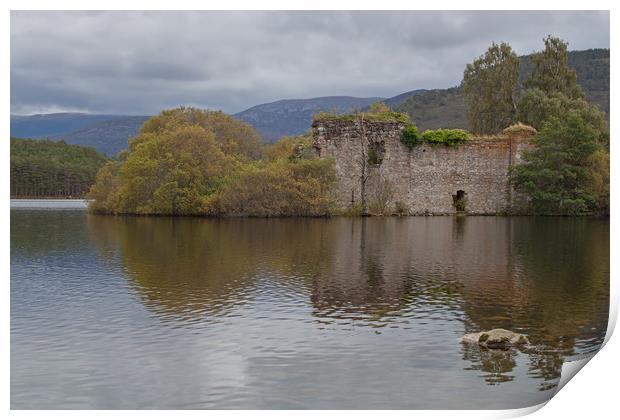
[10,137,109,198]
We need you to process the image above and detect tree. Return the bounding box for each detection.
[264,135,314,162]
[369,101,390,114]
[463,42,520,134]
[524,35,584,100]
[110,125,236,215]
[88,107,337,216]
[139,107,264,160]
[517,88,608,147]
[10,138,109,198]
[510,112,608,215]
[369,175,394,215]
[204,158,336,217]
[87,161,121,213]
[358,114,371,216]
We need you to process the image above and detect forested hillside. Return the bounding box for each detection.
[10,138,109,198]
[10,49,609,152]
[396,49,609,130]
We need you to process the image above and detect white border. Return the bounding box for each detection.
[3,2,617,419]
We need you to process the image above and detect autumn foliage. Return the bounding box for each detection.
[88,107,337,216]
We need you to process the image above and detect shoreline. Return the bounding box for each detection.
[9,199,609,218]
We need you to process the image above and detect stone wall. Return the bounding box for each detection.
[312,118,534,215]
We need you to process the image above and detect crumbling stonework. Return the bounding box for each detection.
[312,118,535,215]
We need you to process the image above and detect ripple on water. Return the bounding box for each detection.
[11,212,609,409]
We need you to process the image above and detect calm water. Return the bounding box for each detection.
[10,199,89,209]
[11,208,609,409]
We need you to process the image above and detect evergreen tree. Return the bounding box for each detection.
[511,112,608,215]
[10,138,109,198]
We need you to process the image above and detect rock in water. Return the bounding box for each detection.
[460,329,530,350]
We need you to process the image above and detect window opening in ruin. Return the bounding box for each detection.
[453,190,467,212]
[367,141,385,165]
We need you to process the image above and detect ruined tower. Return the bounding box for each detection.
[312,117,535,215]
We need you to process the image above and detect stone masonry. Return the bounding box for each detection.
[312,118,535,215]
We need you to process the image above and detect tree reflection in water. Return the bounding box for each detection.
[87,215,609,390]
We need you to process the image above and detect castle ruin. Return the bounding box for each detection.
[312,118,535,215]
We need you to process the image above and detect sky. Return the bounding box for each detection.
[10,10,610,116]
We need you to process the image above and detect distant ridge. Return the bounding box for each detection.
[232,96,383,142]
[10,49,609,155]
[10,113,118,139]
[50,116,150,156]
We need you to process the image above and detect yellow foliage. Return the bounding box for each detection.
[138,107,263,160]
[205,159,336,217]
[89,108,337,217]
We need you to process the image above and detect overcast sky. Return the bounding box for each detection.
[10,10,609,116]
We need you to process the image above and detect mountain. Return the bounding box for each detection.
[394,87,467,131]
[10,49,609,154]
[233,91,429,142]
[232,96,383,142]
[10,96,399,154]
[10,113,149,157]
[395,49,610,131]
[10,113,118,139]
[381,89,428,109]
[50,116,150,156]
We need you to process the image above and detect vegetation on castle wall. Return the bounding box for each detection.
[502,122,537,136]
[421,129,469,146]
[400,123,420,148]
[88,107,337,216]
[313,108,411,124]
[368,101,390,114]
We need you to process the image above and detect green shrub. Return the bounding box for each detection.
[369,101,390,113]
[421,129,469,146]
[400,123,420,148]
[341,201,364,217]
[453,196,467,212]
[313,110,411,124]
[367,148,380,165]
[393,201,409,216]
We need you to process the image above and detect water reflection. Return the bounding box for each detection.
[462,343,518,385]
[11,210,610,407]
[85,214,608,391]
[87,216,335,321]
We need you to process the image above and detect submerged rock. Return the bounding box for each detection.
[460,329,530,350]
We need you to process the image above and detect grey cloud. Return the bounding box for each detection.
[10,10,610,115]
